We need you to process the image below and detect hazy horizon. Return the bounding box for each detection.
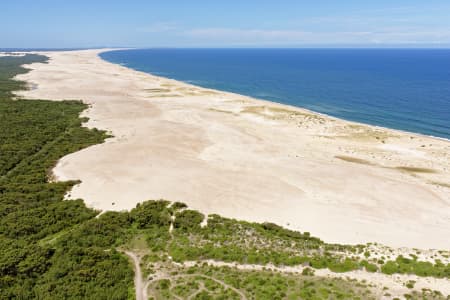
[3,45,450,51]
[2,1,450,48]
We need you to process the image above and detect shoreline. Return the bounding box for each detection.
[13,49,450,249]
[100,48,450,142]
[12,47,450,142]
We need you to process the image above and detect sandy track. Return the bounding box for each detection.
[180,260,450,299]
[14,49,450,249]
[150,273,248,300]
[123,251,144,300]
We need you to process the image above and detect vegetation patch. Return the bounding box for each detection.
[429,181,450,188]
[148,265,375,300]
[395,166,437,173]
[0,55,132,299]
[335,155,374,165]
[381,256,450,278]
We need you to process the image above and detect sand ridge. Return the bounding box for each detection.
[14,49,450,249]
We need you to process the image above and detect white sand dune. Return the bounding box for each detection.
[15,49,450,249]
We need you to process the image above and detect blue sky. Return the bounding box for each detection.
[2,0,450,48]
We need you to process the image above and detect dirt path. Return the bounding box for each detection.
[200,274,247,300]
[123,250,449,299]
[187,282,205,300]
[143,280,152,300]
[180,260,450,299]
[123,251,145,300]
[150,273,247,300]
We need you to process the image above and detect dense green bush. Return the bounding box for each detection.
[381,256,450,278]
[130,200,171,228]
[174,209,205,231]
[360,260,378,272]
[0,55,133,299]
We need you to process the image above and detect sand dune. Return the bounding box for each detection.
[15,49,450,249]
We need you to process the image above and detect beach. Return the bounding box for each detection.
[15,49,450,249]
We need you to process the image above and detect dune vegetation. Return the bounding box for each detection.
[0,55,132,299]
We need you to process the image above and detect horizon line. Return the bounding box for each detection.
[2,46,450,51]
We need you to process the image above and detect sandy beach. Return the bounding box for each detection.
[15,49,450,249]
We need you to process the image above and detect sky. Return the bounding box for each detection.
[2,0,450,48]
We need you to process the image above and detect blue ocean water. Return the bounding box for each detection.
[100,49,450,139]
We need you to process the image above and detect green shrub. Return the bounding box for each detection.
[130,200,171,228]
[301,268,315,276]
[360,260,378,273]
[174,210,205,231]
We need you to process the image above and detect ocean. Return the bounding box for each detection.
[100,49,450,139]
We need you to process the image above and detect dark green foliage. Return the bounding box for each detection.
[174,209,205,231]
[0,55,132,299]
[301,267,315,276]
[258,222,321,243]
[57,211,133,248]
[360,260,378,272]
[167,213,361,272]
[34,248,133,300]
[130,200,171,229]
[308,256,360,273]
[0,54,47,99]
[0,199,96,241]
[145,226,171,252]
[0,242,53,279]
[381,261,399,275]
[403,288,448,300]
[326,257,360,273]
[159,278,171,289]
[171,201,188,210]
[168,266,376,300]
[381,256,450,278]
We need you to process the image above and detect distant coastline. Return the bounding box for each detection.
[100,48,450,140]
[100,49,450,143]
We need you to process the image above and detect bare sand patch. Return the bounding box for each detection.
[14,49,450,249]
